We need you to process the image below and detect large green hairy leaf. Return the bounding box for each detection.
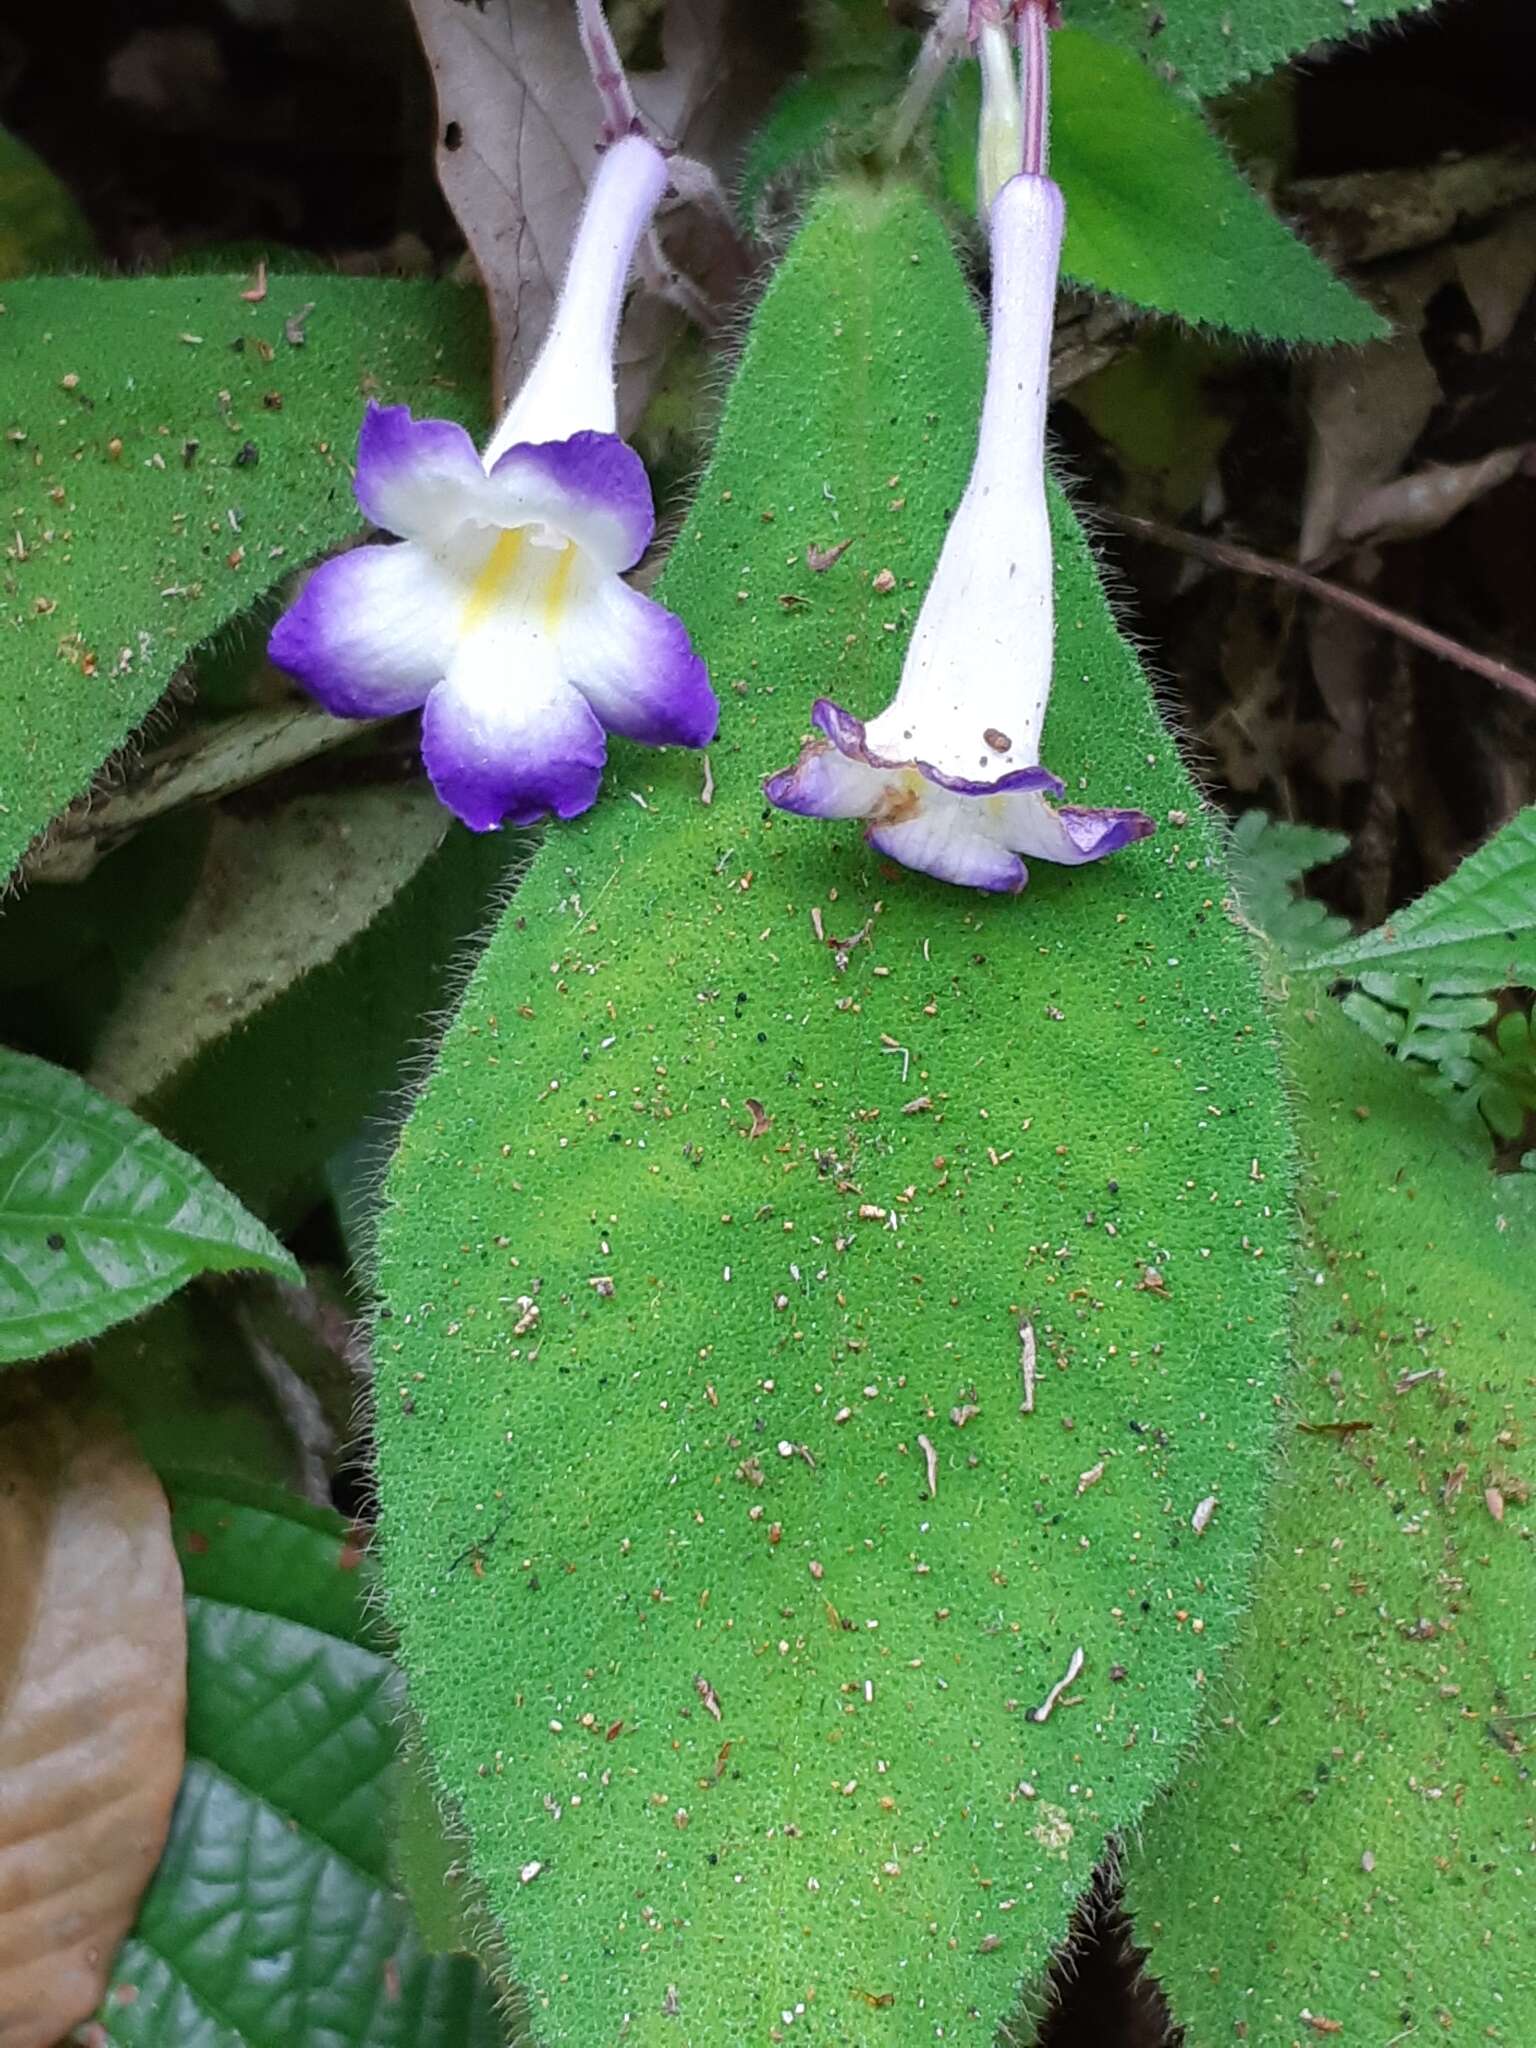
[373,181,1292,2045]
[1070,0,1437,96]
[0,275,486,882]
[1127,989,1535,2042]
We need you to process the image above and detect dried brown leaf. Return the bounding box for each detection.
[1298,257,1441,565]
[1300,208,1536,562]
[1290,146,1536,270]
[1451,200,1536,356]
[1339,443,1531,549]
[407,0,760,423]
[0,1395,185,2047]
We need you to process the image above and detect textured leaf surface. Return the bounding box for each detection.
[1068,0,1437,96]
[89,785,448,1106]
[0,1048,297,1363]
[0,1394,184,2048]
[0,274,485,882]
[99,1477,506,2047]
[1127,990,1536,2043]
[938,32,1384,342]
[374,183,1291,2046]
[1307,804,1536,992]
[396,1723,483,1960]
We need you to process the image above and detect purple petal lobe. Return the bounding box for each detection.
[809,698,1063,798]
[993,784,1158,867]
[268,541,453,719]
[1057,806,1158,860]
[765,704,1156,895]
[763,740,891,820]
[489,433,654,573]
[561,575,717,747]
[354,403,486,542]
[421,629,607,832]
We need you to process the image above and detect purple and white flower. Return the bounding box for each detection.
[269,134,716,832]
[765,8,1153,894]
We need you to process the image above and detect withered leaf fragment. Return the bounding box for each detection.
[0,1394,185,2048]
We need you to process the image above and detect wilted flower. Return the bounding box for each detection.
[269,134,716,831]
[765,6,1152,893]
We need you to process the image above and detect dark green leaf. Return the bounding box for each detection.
[0,274,486,882]
[936,32,1385,341]
[1306,804,1536,992]
[1066,0,1436,96]
[0,125,94,275]
[395,1722,483,1961]
[0,1048,298,1364]
[141,822,521,1227]
[1340,971,1498,1066]
[99,1477,507,2047]
[88,1289,305,1490]
[1227,808,1352,959]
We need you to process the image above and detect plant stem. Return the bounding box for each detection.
[573,0,639,144]
[1016,0,1053,180]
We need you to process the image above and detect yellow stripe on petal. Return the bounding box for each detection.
[461,527,526,634]
[543,543,577,633]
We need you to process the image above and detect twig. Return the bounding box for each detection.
[1099,508,1536,712]
[1018,1318,1037,1414]
[637,230,717,334]
[1028,1644,1084,1723]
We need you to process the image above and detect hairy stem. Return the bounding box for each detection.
[573,0,639,144]
[1017,0,1054,179]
